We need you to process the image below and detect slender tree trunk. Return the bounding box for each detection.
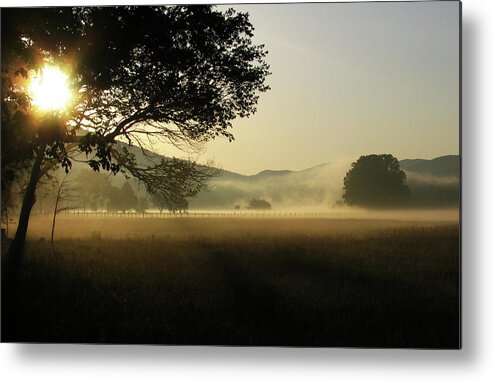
[50,175,69,254]
[4,205,9,238]
[51,207,57,250]
[51,184,62,254]
[8,144,46,259]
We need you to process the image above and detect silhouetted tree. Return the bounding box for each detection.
[136,197,149,214]
[106,186,124,213]
[172,198,188,214]
[75,170,113,211]
[247,198,272,210]
[342,154,410,208]
[119,182,138,213]
[151,193,168,214]
[2,5,270,256]
[106,182,138,213]
[50,175,78,253]
[1,184,18,239]
[150,192,188,213]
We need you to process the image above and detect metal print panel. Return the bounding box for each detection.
[1,1,461,348]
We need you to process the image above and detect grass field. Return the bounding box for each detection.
[2,217,460,348]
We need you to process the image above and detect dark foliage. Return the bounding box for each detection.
[2,6,270,148]
[106,182,138,213]
[151,192,188,213]
[343,154,410,208]
[247,198,272,210]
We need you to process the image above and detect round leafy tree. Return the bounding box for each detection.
[342,154,410,208]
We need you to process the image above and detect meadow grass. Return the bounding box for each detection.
[2,217,460,348]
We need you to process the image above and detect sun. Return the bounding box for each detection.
[28,66,72,112]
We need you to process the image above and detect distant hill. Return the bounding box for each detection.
[251,169,292,178]
[107,150,460,210]
[398,155,460,208]
[191,160,349,210]
[34,146,460,211]
[399,155,459,178]
[191,155,460,210]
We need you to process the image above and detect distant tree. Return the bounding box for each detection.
[75,170,113,211]
[342,154,410,208]
[106,186,123,212]
[119,182,138,213]
[176,199,188,214]
[1,183,18,238]
[234,204,241,210]
[247,198,271,210]
[136,197,149,214]
[151,193,167,214]
[168,198,188,213]
[151,192,188,214]
[50,175,78,252]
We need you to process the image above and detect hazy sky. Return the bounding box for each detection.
[166,1,460,175]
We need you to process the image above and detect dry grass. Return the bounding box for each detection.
[2,217,460,348]
[24,214,456,240]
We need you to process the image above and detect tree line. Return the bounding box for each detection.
[2,152,421,222]
[41,170,190,215]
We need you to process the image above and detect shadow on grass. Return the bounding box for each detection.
[2,225,459,348]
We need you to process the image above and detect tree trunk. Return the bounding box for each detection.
[4,205,9,237]
[8,144,46,259]
[51,194,60,254]
[50,175,68,254]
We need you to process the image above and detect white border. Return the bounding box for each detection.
[2,0,492,380]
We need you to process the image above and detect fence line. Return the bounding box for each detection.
[29,210,349,219]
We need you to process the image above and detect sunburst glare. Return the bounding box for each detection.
[28,66,72,112]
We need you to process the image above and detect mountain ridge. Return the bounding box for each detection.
[399,155,459,178]
[63,144,460,210]
[115,143,459,179]
[221,155,459,179]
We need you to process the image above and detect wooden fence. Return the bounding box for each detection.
[29,210,349,219]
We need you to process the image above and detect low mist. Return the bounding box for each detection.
[2,145,458,224]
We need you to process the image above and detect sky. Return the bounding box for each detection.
[165,1,460,176]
